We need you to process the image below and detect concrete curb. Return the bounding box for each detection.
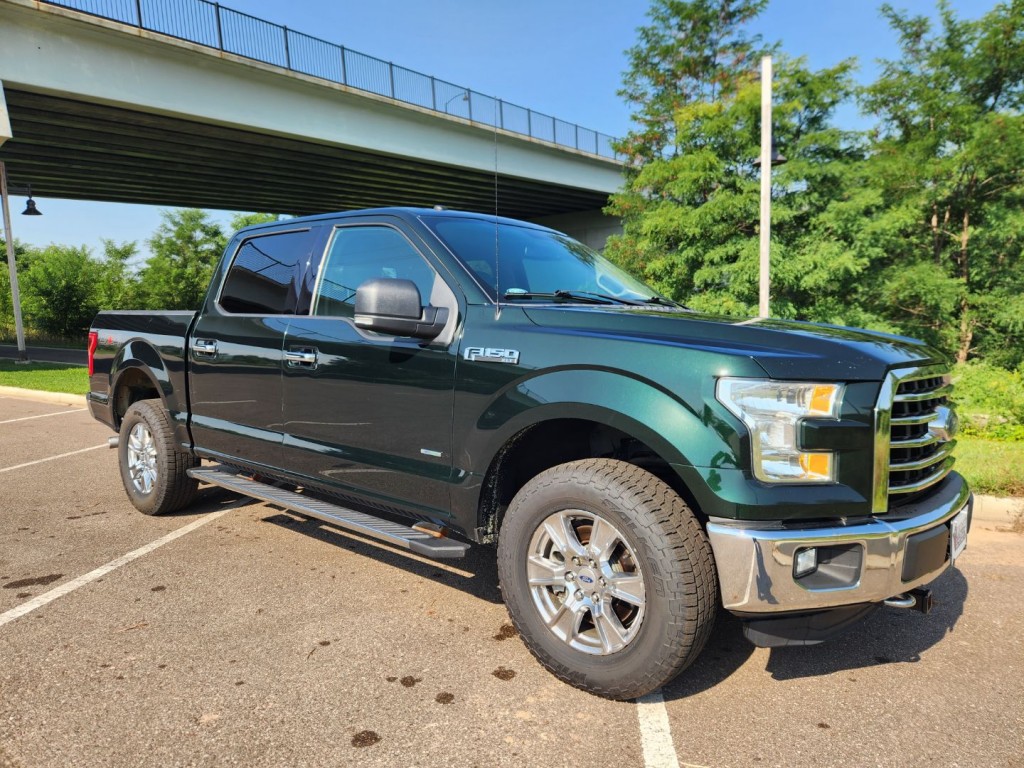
[972,494,1023,526]
[0,386,88,407]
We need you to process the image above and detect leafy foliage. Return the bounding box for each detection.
[607,0,1024,371]
[853,0,1024,366]
[952,360,1024,438]
[606,0,863,320]
[19,244,100,337]
[140,209,227,310]
[954,436,1024,495]
[0,237,33,335]
[95,239,142,310]
[616,0,771,164]
[229,212,280,230]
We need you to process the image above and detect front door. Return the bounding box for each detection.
[279,220,459,518]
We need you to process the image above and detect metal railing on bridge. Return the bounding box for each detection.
[40,0,621,160]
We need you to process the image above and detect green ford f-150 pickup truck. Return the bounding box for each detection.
[87,207,971,699]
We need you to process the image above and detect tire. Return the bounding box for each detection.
[497,459,717,700]
[118,400,199,516]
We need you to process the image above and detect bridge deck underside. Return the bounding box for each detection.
[0,88,609,217]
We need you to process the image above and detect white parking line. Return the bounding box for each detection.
[0,509,231,628]
[637,690,681,768]
[0,444,107,474]
[0,408,87,425]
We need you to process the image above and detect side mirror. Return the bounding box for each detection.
[354,278,448,340]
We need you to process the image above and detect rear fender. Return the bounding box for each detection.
[110,340,190,448]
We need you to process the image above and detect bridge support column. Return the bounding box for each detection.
[0,81,11,147]
[527,209,622,252]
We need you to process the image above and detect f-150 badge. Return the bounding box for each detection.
[464,347,520,365]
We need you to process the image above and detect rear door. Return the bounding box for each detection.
[188,226,319,468]
[279,218,460,517]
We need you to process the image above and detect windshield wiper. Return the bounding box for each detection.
[644,295,687,308]
[503,289,639,305]
[563,290,644,305]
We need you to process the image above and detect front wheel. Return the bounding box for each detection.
[118,400,198,515]
[497,459,717,700]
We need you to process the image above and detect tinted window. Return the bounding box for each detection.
[220,229,314,314]
[428,218,660,302]
[313,226,436,317]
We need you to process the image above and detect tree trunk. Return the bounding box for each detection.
[956,301,974,364]
[955,208,972,364]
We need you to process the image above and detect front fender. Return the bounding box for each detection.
[462,367,743,479]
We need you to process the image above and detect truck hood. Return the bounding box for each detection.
[521,306,947,381]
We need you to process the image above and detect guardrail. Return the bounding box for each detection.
[40,0,621,160]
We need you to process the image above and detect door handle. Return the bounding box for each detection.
[285,348,318,367]
[193,339,218,356]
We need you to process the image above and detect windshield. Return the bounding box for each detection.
[426,217,664,303]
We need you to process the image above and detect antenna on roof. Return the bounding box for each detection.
[493,97,501,320]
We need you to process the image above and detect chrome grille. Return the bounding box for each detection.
[872,367,957,513]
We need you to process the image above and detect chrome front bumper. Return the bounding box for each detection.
[706,475,972,614]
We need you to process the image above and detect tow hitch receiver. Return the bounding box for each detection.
[883,587,934,614]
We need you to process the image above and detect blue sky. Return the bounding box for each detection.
[9,0,987,259]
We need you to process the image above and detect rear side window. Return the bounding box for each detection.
[313,226,436,318]
[219,229,314,314]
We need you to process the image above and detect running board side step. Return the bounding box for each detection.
[187,467,469,559]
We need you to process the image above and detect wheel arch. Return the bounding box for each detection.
[109,340,188,446]
[468,369,739,542]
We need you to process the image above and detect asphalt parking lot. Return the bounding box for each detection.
[1,391,1022,768]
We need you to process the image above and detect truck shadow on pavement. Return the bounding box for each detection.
[661,566,968,701]
[177,487,505,600]
[255,505,504,605]
[187,489,970,694]
[660,614,757,700]
[159,486,254,516]
[764,567,968,681]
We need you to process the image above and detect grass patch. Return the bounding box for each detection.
[0,360,89,395]
[955,436,1024,497]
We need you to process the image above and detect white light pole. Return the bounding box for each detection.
[0,160,28,361]
[758,55,773,319]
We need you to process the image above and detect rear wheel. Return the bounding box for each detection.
[497,459,717,700]
[118,400,198,515]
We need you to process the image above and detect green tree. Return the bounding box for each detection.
[95,239,142,310]
[229,212,280,230]
[606,0,862,319]
[607,0,770,298]
[140,209,226,310]
[20,244,99,338]
[0,237,35,338]
[854,0,1024,366]
[616,0,771,165]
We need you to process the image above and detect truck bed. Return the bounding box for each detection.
[87,310,198,439]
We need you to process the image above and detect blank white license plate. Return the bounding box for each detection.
[950,504,969,562]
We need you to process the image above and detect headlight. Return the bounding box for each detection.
[716,378,844,483]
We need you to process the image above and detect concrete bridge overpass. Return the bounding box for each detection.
[0,0,623,245]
